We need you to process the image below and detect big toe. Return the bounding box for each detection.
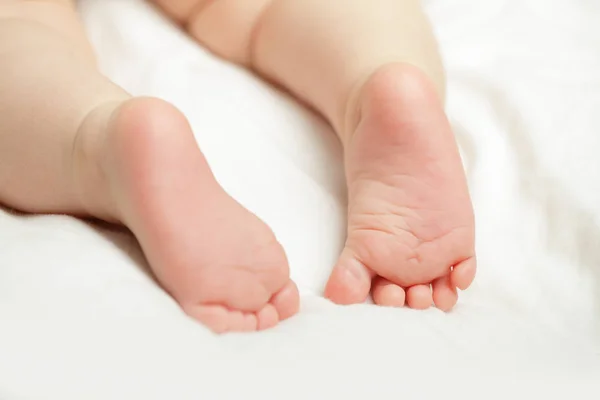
[325,250,373,305]
[270,280,300,321]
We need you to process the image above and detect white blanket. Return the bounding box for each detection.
[1,0,600,398]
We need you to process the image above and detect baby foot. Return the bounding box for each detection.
[75,98,299,332]
[325,64,476,311]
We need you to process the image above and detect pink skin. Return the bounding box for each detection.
[147,0,477,315]
[324,65,476,310]
[75,98,300,333]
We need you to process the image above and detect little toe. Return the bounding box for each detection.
[257,304,279,331]
[325,251,374,305]
[372,277,406,307]
[451,257,477,290]
[184,304,229,334]
[406,285,433,310]
[270,280,300,321]
[432,274,458,312]
[185,305,262,333]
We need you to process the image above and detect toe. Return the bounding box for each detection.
[185,305,261,333]
[432,274,458,312]
[240,312,259,332]
[270,280,300,321]
[226,311,248,332]
[371,277,406,307]
[406,285,433,310]
[184,305,229,334]
[257,304,279,331]
[325,251,374,305]
[451,257,477,290]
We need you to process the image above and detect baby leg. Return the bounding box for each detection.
[152,0,476,310]
[0,0,298,332]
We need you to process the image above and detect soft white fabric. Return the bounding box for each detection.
[1,0,600,398]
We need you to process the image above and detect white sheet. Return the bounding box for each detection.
[1,0,600,398]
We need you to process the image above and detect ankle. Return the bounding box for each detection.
[72,101,124,222]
